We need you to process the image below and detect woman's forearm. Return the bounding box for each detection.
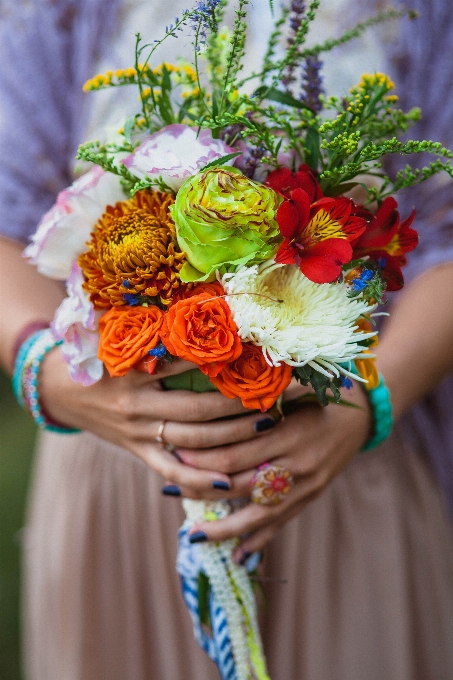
[376,262,453,420]
[0,236,65,373]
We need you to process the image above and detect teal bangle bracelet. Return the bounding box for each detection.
[345,363,393,452]
[12,329,81,435]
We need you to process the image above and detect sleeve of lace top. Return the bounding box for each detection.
[387,0,453,281]
[0,0,120,244]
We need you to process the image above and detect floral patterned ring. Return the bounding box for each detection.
[250,463,293,506]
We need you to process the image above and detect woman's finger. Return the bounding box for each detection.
[133,411,278,450]
[136,385,250,422]
[187,473,326,543]
[176,409,319,474]
[136,443,232,492]
[188,496,291,543]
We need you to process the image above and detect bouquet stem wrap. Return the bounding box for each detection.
[164,371,270,680]
[178,500,269,680]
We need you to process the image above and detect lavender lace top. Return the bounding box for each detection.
[1,0,452,514]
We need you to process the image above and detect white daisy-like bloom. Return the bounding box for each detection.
[220,260,377,379]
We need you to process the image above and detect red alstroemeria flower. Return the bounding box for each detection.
[275,189,367,283]
[266,164,323,203]
[352,197,418,291]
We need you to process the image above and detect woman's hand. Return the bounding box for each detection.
[39,348,284,493]
[174,383,372,563]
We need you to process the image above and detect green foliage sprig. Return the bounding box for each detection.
[80,1,453,203]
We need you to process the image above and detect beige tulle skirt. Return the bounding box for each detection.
[23,425,453,680]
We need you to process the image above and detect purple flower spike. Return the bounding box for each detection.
[300,54,324,113]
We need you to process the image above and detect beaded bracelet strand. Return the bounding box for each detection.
[12,328,81,434]
[347,362,393,452]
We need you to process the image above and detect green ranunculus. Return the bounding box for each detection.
[170,167,283,282]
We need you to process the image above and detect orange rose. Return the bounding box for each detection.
[210,343,293,412]
[160,291,242,377]
[98,305,164,377]
[170,281,225,304]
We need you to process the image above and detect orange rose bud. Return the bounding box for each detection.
[160,291,242,377]
[98,305,164,377]
[210,343,293,412]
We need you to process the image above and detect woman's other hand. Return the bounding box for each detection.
[175,383,371,561]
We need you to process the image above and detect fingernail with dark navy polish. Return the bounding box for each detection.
[254,417,275,433]
[173,451,184,464]
[162,484,181,497]
[189,531,209,544]
[239,551,252,566]
[212,480,230,491]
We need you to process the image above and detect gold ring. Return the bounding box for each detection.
[155,420,167,445]
[250,463,293,506]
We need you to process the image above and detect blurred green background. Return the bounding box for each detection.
[0,368,37,680]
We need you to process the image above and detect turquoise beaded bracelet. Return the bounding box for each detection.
[13,328,81,434]
[346,363,393,452]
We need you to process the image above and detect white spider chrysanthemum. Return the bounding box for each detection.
[220,261,377,379]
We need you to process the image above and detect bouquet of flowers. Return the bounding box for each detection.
[23,1,453,678]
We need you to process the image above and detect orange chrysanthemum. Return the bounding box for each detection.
[78,190,188,309]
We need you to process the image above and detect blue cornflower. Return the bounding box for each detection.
[148,343,167,359]
[123,293,142,306]
[377,257,387,270]
[351,269,373,291]
[340,376,353,390]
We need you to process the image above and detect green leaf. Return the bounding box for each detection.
[162,64,172,92]
[123,116,136,145]
[326,181,362,197]
[304,127,320,170]
[254,86,311,110]
[200,152,243,171]
[177,96,195,123]
[212,91,219,119]
[293,365,343,407]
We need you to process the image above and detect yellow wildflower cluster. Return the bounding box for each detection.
[83,63,149,92]
[357,72,395,92]
[152,62,180,75]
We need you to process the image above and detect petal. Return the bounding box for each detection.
[290,188,311,226]
[305,197,366,244]
[299,239,353,283]
[275,240,297,265]
[276,200,301,239]
[379,253,406,291]
[354,197,399,250]
[295,164,324,201]
[265,167,294,195]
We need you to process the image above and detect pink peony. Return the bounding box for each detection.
[123,124,235,192]
[25,166,125,280]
